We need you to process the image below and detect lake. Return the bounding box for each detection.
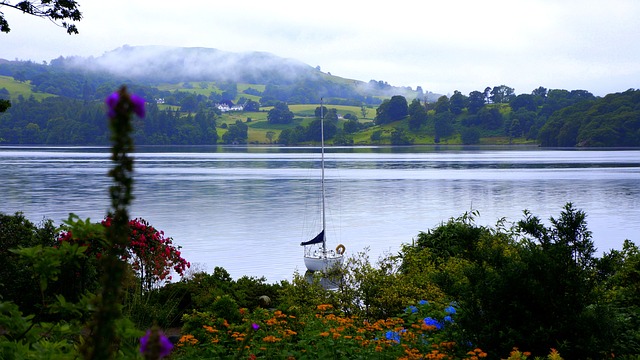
[1,145,639,283]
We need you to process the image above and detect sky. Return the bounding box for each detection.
[2,0,639,97]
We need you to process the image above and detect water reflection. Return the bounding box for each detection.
[1,145,639,283]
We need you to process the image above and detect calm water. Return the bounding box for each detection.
[1,145,639,282]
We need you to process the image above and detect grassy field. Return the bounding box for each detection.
[156,82,265,102]
[0,75,54,101]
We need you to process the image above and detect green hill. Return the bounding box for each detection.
[0,75,54,101]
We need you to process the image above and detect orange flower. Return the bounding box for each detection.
[262,335,282,343]
[177,334,198,346]
[317,304,333,311]
[319,332,330,337]
[203,325,217,333]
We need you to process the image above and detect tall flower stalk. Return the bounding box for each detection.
[82,86,144,359]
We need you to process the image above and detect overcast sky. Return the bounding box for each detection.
[2,0,639,96]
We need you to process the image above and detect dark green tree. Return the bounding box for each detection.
[407,98,427,131]
[0,99,9,112]
[467,91,485,114]
[460,127,480,144]
[449,90,467,115]
[433,112,454,142]
[307,117,338,142]
[510,93,537,112]
[0,0,82,34]
[390,128,412,145]
[476,106,503,130]
[370,129,383,143]
[490,85,515,104]
[374,95,408,125]
[343,118,362,134]
[314,105,328,119]
[277,125,305,145]
[221,120,248,144]
[267,102,294,124]
[243,99,260,112]
[404,204,616,359]
[433,95,450,114]
[0,212,57,314]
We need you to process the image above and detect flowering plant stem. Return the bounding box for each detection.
[82,86,137,360]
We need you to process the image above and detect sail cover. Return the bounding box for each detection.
[300,230,324,246]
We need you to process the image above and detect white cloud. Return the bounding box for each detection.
[2,0,639,96]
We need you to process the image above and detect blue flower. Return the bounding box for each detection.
[424,317,443,330]
[444,305,457,315]
[385,330,403,344]
[418,300,428,306]
[406,305,418,313]
[444,315,454,323]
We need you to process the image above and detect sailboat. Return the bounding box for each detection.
[300,99,345,272]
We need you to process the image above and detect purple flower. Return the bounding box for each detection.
[252,323,260,331]
[105,92,120,118]
[140,330,173,358]
[105,91,146,118]
[130,93,146,118]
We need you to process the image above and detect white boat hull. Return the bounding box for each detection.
[304,253,344,272]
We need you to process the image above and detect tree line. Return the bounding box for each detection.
[371,86,640,147]
[0,96,219,145]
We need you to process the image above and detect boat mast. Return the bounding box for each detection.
[320,98,327,254]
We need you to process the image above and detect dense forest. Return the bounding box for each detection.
[1,51,639,147]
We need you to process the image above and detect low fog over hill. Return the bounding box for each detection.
[50,46,426,98]
[60,46,318,84]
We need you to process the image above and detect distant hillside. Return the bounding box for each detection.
[61,46,318,85]
[0,45,435,105]
[2,46,637,148]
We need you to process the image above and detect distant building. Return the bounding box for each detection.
[216,104,244,112]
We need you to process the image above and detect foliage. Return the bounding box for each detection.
[0,0,82,34]
[221,119,248,144]
[538,88,640,147]
[407,98,427,131]
[0,98,9,112]
[460,127,481,144]
[266,102,294,124]
[401,204,633,359]
[0,212,57,312]
[375,95,408,125]
[173,301,496,360]
[101,217,191,292]
[1,55,639,146]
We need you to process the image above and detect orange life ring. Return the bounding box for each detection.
[336,244,346,255]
